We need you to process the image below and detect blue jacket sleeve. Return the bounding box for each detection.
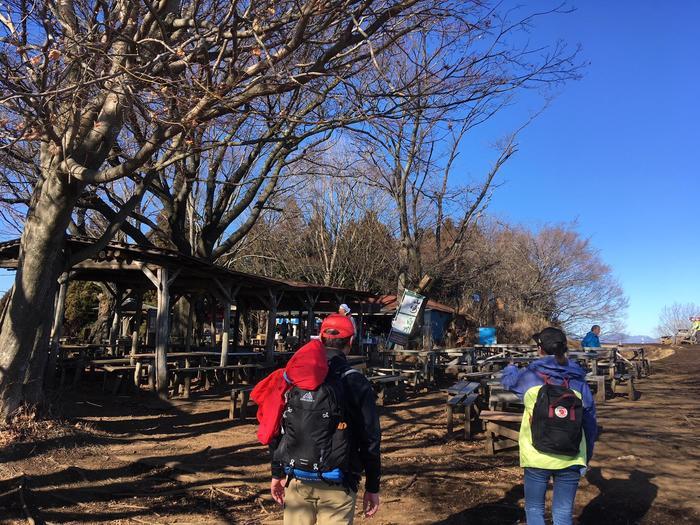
[501,365,529,399]
[580,381,598,462]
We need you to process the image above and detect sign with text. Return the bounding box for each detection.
[387,289,426,345]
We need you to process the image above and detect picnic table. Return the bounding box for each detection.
[366,369,406,406]
[480,410,522,455]
[172,363,265,398]
[380,350,436,386]
[476,355,538,373]
[443,380,482,439]
[87,351,267,394]
[437,348,478,375]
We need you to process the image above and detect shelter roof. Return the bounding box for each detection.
[0,237,372,311]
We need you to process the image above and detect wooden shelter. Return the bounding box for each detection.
[0,237,373,397]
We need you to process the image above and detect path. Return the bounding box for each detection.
[573,346,700,524]
[0,347,698,524]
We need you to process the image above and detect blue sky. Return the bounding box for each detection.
[1,1,697,336]
[458,1,700,335]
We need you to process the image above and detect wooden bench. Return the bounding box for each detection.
[373,365,427,389]
[229,385,256,421]
[611,373,637,400]
[444,381,481,439]
[367,374,406,406]
[487,389,521,411]
[586,374,607,404]
[480,410,522,455]
[172,364,261,398]
[101,365,138,395]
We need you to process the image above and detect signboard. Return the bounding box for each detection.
[388,289,426,345]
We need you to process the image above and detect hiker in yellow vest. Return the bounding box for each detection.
[501,327,598,525]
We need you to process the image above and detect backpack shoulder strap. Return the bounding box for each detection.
[341,368,362,378]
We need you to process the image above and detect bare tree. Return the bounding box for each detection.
[656,303,699,337]
[524,226,628,335]
[229,162,397,292]
[0,0,439,417]
[351,7,582,294]
[433,221,627,340]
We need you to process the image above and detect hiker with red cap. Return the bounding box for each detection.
[252,313,381,524]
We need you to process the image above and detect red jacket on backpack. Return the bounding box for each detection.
[251,339,328,445]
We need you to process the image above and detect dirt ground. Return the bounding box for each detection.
[1,346,699,524]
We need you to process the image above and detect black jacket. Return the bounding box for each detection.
[270,349,382,493]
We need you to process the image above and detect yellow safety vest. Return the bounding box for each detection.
[518,385,587,469]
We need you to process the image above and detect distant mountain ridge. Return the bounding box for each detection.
[600,333,659,344]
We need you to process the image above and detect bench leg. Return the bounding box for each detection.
[147,365,155,391]
[628,377,636,400]
[183,373,191,399]
[484,423,495,455]
[172,372,182,396]
[241,391,250,420]
[134,362,142,388]
[111,373,123,396]
[230,390,239,420]
[377,387,385,407]
[463,405,471,440]
[73,358,83,388]
[595,378,606,404]
[446,404,454,434]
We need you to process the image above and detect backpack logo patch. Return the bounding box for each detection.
[300,392,314,402]
[554,406,569,418]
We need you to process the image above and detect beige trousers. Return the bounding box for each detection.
[284,479,357,525]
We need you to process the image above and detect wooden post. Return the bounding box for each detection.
[155,267,170,399]
[304,292,318,341]
[265,290,281,364]
[422,310,433,351]
[232,304,241,353]
[356,301,365,356]
[210,295,217,352]
[109,287,124,354]
[239,302,249,347]
[221,299,231,366]
[130,291,144,363]
[46,273,69,389]
[185,295,194,352]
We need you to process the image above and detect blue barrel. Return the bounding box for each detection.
[479,327,497,345]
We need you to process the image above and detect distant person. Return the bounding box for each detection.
[581,325,601,348]
[501,327,598,525]
[269,313,380,524]
[339,303,357,336]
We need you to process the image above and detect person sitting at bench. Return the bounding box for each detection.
[581,324,601,348]
[501,327,598,525]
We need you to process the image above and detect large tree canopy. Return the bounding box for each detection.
[0,0,450,417]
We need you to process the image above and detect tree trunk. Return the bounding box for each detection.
[89,284,115,344]
[0,173,78,417]
[397,243,409,297]
[171,296,192,341]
